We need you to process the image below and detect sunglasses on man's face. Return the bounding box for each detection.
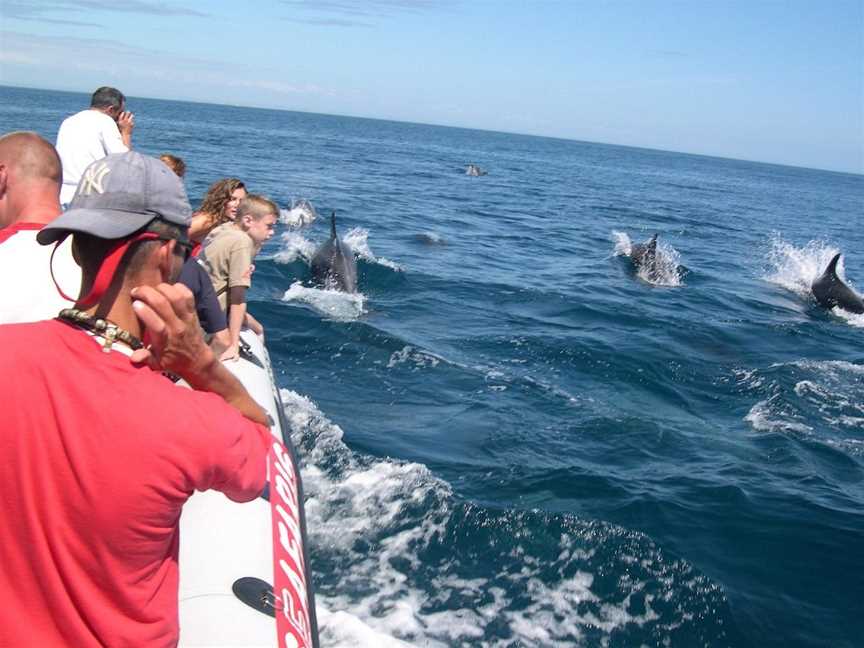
[155,236,193,262]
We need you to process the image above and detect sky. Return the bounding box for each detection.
[1,0,862,173]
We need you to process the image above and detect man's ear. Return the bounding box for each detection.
[0,164,8,200]
[157,240,176,281]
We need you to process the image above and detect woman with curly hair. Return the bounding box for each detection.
[189,178,247,242]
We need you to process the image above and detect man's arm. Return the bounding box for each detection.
[222,286,247,362]
[129,283,267,425]
[102,112,132,154]
[116,111,134,150]
[245,311,264,338]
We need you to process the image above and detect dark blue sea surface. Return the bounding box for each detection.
[2,85,862,648]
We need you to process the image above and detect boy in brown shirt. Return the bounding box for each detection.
[200,195,278,361]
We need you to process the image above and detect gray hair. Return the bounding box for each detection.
[90,86,125,111]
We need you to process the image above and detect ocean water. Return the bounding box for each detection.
[2,85,863,648]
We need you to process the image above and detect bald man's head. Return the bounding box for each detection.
[0,132,62,184]
[0,131,63,227]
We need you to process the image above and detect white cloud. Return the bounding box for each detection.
[3,0,207,25]
[279,0,459,27]
[0,30,336,106]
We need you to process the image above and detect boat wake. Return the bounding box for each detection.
[280,390,738,647]
[738,359,864,456]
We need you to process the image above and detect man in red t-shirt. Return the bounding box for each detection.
[0,151,272,647]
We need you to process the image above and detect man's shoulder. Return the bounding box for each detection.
[0,222,42,246]
[60,109,112,131]
[0,320,64,353]
[0,227,78,277]
[178,257,205,288]
[60,108,93,125]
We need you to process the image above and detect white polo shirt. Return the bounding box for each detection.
[0,223,81,324]
[56,109,129,205]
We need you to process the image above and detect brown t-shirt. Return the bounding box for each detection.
[199,225,254,311]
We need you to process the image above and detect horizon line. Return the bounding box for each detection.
[1,83,861,178]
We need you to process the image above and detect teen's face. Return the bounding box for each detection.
[225,187,247,221]
[247,213,277,245]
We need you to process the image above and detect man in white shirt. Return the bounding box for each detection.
[0,132,81,323]
[55,86,135,205]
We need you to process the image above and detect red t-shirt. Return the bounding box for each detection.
[0,319,271,647]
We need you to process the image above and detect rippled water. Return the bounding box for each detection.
[3,85,862,648]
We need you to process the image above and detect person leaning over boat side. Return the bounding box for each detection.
[200,195,277,361]
[0,131,81,323]
[55,86,134,206]
[188,177,247,247]
[158,154,232,354]
[0,151,272,648]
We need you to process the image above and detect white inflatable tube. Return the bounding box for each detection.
[178,329,319,647]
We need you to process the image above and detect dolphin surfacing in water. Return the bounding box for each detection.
[626,233,663,281]
[630,233,658,268]
[811,253,864,314]
[283,198,317,227]
[310,211,358,293]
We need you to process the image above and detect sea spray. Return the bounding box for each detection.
[282,281,366,321]
[280,390,738,647]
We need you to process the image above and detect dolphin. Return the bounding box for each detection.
[282,198,317,227]
[629,233,658,273]
[310,211,358,293]
[811,253,864,314]
[465,164,487,177]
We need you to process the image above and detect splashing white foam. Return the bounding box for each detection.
[282,281,365,320]
[832,308,864,329]
[764,235,864,326]
[741,360,864,454]
[386,345,442,369]
[744,396,814,434]
[279,389,452,646]
[275,231,317,264]
[344,227,403,271]
[280,199,318,228]
[612,231,633,257]
[764,235,842,298]
[281,389,726,647]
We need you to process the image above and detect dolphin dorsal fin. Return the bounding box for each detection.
[330,211,337,239]
[647,234,658,253]
[826,253,841,276]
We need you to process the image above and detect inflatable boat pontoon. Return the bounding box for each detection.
[178,329,319,647]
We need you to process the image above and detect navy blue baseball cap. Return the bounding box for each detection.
[38,151,191,245]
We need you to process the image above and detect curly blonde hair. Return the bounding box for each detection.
[196,177,246,226]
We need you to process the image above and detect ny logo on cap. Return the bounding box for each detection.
[81,162,111,196]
